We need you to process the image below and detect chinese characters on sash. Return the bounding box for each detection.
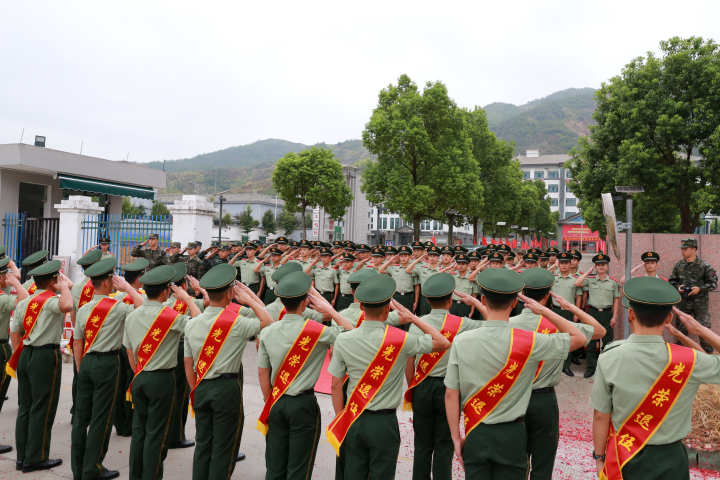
[6,290,55,378]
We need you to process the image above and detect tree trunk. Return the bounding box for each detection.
[679,201,697,233]
[300,204,307,240]
[413,216,421,241]
[447,217,454,245]
[472,216,479,245]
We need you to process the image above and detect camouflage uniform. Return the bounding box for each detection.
[669,256,718,353]
[187,255,205,279]
[130,245,168,269]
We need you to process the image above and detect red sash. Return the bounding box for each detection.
[355,311,365,327]
[118,288,145,305]
[172,298,189,315]
[326,326,408,454]
[279,307,286,320]
[533,316,558,381]
[27,283,37,294]
[126,306,181,401]
[403,313,462,409]
[6,290,55,378]
[257,319,325,434]
[463,329,536,435]
[600,344,696,480]
[77,280,94,309]
[81,297,119,356]
[189,303,243,405]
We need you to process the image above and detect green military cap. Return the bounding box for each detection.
[269,247,283,256]
[171,242,181,249]
[356,274,396,305]
[299,240,312,248]
[623,276,681,308]
[320,248,332,256]
[171,262,188,283]
[440,246,453,255]
[148,233,159,240]
[488,252,504,263]
[455,254,469,264]
[29,259,62,277]
[397,245,412,255]
[547,247,560,255]
[370,247,385,257]
[497,244,511,253]
[506,251,516,259]
[140,265,175,286]
[271,262,303,283]
[423,241,434,249]
[476,268,524,294]
[411,241,424,250]
[245,242,257,248]
[386,246,398,255]
[347,269,378,285]
[427,245,441,256]
[641,251,660,262]
[528,248,542,255]
[275,271,312,298]
[539,251,550,260]
[219,244,231,251]
[199,263,236,290]
[22,249,48,266]
[523,252,539,262]
[467,250,480,261]
[122,258,150,272]
[0,245,6,257]
[275,236,289,245]
[77,249,102,267]
[342,253,356,262]
[422,273,455,298]
[84,257,116,278]
[681,238,698,249]
[289,240,300,248]
[100,236,111,244]
[0,257,10,273]
[356,243,370,253]
[345,244,356,252]
[557,252,572,262]
[453,245,468,254]
[521,268,554,289]
[569,249,582,260]
[592,253,610,264]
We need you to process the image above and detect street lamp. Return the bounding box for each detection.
[216,189,230,243]
[615,185,644,338]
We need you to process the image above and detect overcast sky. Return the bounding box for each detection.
[1,1,718,163]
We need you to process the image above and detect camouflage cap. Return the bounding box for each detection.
[681,238,698,249]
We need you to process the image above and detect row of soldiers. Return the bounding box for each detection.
[0,235,717,479]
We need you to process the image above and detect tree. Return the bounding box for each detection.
[236,206,259,234]
[272,147,353,240]
[262,210,276,235]
[151,200,170,217]
[277,206,299,235]
[568,37,720,233]
[122,197,146,216]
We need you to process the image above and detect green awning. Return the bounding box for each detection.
[58,174,155,200]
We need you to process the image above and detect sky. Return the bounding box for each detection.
[1,1,719,163]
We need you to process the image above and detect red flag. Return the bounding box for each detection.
[566,240,570,250]
[473,236,477,245]
[481,237,488,246]
[432,235,437,245]
[512,239,517,249]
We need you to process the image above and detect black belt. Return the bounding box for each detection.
[216,373,238,380]
[364,408,395,415]
[86,349,121,356]
[0,339,8,344]
[139,367,174,374]
[246,282,259,287]
[26,344,59,350]
[532,386,555,394]
[319,290,334,295]
[291,388,315,397]
[589,306,613,312]
[395,291,413,296]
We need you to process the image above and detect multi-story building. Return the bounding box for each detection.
[367,206,476,246]
[516,150,578,221]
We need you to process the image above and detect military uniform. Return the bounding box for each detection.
[313,251,339,304]
[130,235,168,269]
[123,266,190,480]
[0,258,17,413]
[669,239,718,353]
[259,253,283,304]
[413,247,441,315]
[451,255,476,318]
[335,258,356,312]
[235,256,262,293]
[582,254,620,376]
[550,253,582,373]
[71,258,134,480]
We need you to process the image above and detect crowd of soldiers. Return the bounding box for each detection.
[0,233,717,480]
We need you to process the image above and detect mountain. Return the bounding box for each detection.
[485,87,596,154]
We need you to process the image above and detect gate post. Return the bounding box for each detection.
[167,195,216,250]
[54,195,103,283]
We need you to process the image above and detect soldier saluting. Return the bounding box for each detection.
[131,233,168,269]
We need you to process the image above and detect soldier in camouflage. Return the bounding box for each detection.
[669,238,718,353]
[186,242,205,279]
[130,233,168,268]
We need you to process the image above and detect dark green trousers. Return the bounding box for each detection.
[555,308,578,370]
[265,392,321,480]
[247,282,260,294]
[343,410,399,480]
[114,351,134,436]
[622,441,689,479]
[526,388,559,480]
[72,352,122,480]
[334,382,349,480]
[15,345,62,466]
[417,296,431,315]
[586,307,613,373]
[393,291,414,310]
[192,377,243,480]
[411,377,452,480]
[167,342,190,445]
[449,300,471,318]
[263,289,277,305]
[335,294,353,312]
[321,291,335,305]
[71,357,78,419]
[677,300,713,353]
[470,295,483,320]
[463,421,528,480]
[129,369,175,480]
[0,340,11,413]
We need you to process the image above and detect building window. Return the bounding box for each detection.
[382,218,387,229]
[551,198,558,207]
[534,170,545,179]
[522,170,530,180]
[565,170,572,179]
[548,170,559,179]
[566,198,576,206]
[548,184,559,193]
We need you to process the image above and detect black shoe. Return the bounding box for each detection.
[562,367,575,377]
[571,356,582,365]
[236,452,246,462]
[168,439,195,449]
[584,370,595,378]
[15,460,22,471]
[22,458,62,472]
[116,430,132,437]
[98,467,120,479]
[0,445,11,454]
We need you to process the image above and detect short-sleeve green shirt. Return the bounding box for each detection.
[337,302,402,328]
[123,300,188,370]
[0,292,17,340]
[264,298,324,323]
[452,272,478,300]
[234,259,261,285]
[75,295,135,353]
[11,290,64,346]
[414,264,438,287]
[591,335,720,444]
[313,266,338,293]
[260,263,280,291]
[71,276,92,311]
[551,274,581,306]
[582,276,620,309]
[388,266,415,294]
[338,268,354,295]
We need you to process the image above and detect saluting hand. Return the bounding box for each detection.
[389,299,414,325]
[518,293,545,315]
[549,292,573,311]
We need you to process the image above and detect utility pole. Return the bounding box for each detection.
[615,186,644,338]
[215,189,230,243]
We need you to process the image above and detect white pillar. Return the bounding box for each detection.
[167,195,216,249]
[54,195,104,283]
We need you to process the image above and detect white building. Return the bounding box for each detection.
[368,206,476,246]
[516,150,578,220]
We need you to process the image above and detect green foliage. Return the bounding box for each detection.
[261,210,276,235]
[122,197,146,216]
[236,206,259,234]
[222,213,233,228]
[151,201,170,217]
[277,206,299,235]
[568,37,720,233]
[272,147,353,239]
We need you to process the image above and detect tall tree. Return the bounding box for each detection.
[569,37,720,233]
[122,197,146,216]
[277,206,299,235]
[261,210,276,235]
[236,206,259,234]
[272,147,353,240]
[151,201,170,217]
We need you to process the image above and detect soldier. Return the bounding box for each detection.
[575,254,621,378]
[99,236,113,258]
[406,246,441,315]
[568,248,582,276]
[71,258,144,480]
[550,252,583,377]
[257,271,353,479]
[233,242,264,295]
[165,262,208,450]
[450,254,478,318]
[335,254,357,311]
[130,233,168,269]
[20,249,49,289]
[264,264,329,324]
[186,242,205,280]
[538,251,550,269]
[486,251,505,269]
[255,247,284,305]
[327,275,451,479]
[406,273,482,480]
[311,248,340,304]
[624,251,667,282]
[591,277,720,479]
[123,265,201,480]
[439,246,454,268]
[444,268,585,479]
[184,264,272,480]
[668,239,717,353]
[10,260,73,472]
[380,246,416,312]
[510,268,604,480]
[0,257,28,450]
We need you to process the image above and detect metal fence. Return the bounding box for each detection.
[1,213,59,265]
[81,214,173,266]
